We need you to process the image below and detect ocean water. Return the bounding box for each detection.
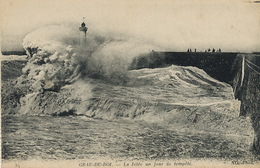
[1,115,254,161]
[1,60,255,161]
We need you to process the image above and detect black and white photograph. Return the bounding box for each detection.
[1,0,259,167]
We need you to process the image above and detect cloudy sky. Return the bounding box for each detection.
[1,0,260,52]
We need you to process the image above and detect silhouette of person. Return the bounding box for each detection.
[212,48,215,52]
[208,48,211,52]
[195,49,196,52]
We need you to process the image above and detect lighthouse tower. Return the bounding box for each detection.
[79,17,88,45]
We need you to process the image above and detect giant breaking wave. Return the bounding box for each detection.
[13,25,253,136]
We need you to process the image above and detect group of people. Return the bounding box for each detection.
[205,48,222,52]
[187,48,196,52]
[187,48,222,52]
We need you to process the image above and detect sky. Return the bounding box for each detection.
[0,0,260,52]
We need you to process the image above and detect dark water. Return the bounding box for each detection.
[2,115,255,161]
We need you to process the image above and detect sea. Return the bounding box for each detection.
[1,56,255,162]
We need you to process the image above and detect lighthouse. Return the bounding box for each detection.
[79,17,88,45]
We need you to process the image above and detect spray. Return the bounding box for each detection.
[19,24,159,114]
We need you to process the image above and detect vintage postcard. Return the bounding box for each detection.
[1,0,259,167]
